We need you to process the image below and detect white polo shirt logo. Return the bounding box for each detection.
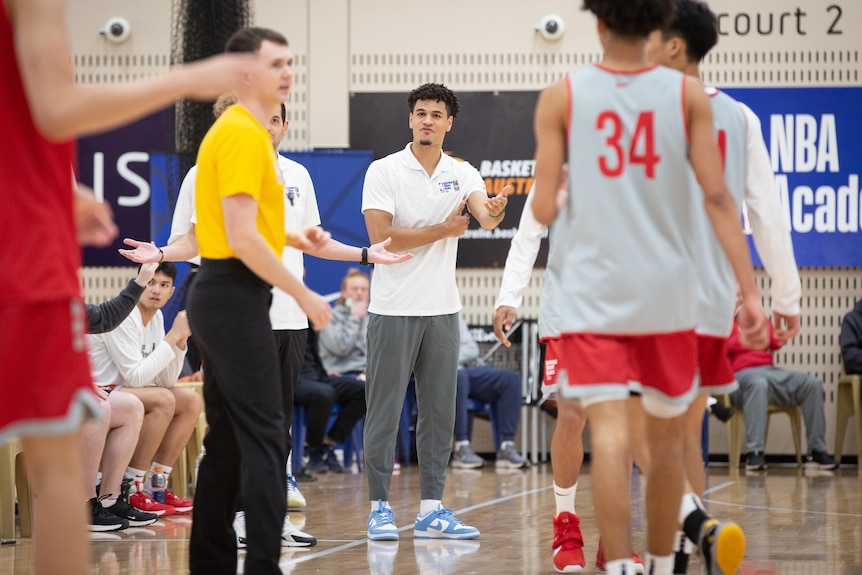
[438,180,460,194]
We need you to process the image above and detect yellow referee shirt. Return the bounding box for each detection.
[195,104,285,259]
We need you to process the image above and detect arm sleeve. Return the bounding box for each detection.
[169,166,197,244]
[495,192,546,309]
[86,279,145,334]
[103,315,183,389]
[741,103,801,316]
[318,307,364,358]
[361,161,396,215]
[840,312,862,374]
[300,167,322,228]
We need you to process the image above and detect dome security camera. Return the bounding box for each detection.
[536,14,565,41]
[100,17,131,43]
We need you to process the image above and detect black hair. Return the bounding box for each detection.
[407,83,460,118]
[664,0,718,62]
[225,27,288,54]
[155,262,178,282]
[280,102,286,123]
[582,0,675,38]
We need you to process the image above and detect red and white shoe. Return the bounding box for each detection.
[596,538,645,574]
[552,512,586,572]
[129,490,176,517]
[164,490,193,514]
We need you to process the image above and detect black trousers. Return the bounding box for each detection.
[188,259,285,575]
[274,329,308,457]
[294,372,366,447]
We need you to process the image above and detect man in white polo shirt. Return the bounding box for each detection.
[362,83,510,541]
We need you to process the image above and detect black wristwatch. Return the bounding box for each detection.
[360,246,369,266]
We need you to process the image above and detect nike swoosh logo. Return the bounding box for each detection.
[429,519,446,531]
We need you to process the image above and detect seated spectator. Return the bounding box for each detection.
[82,263,159,531]
[727,310,837,471]
[840,298,862,376]
[87,262,201,515]
[296,325,367,473]
[318,269,370,377]
[451,316,529,469]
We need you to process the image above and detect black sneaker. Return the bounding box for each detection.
[710,402,735,423]
[804,450,838,470]
[307,445,344,473]
[104,497,159,527]
[745,451,767,471]
[88,497,128,532]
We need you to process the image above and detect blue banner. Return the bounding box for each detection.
[725,87,862,267]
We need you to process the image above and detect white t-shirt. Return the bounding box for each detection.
[169,166,201,265]
[269,155,321,330]
[87,307,186,389]
[176,155,321,330]
[361,144,486,316]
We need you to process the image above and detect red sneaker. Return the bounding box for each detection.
[552,512,586,573]
[596,538,645,574]
[129,490,176,517]
[163,490,193,514]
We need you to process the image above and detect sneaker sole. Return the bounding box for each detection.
[413,529,480,540]
[367,531,399,541]
[450,462,483,469]
[282,536,316,547]
[88,523,127,532]
[127,517,159,527]
[495,460,529,469]
[710,522,746,575]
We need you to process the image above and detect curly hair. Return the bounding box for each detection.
[582,0,675,38]
[407,83,460,118]
[664,0,718,62]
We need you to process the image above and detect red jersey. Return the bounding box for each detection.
[727,318,783,372]
[0,3,81,303]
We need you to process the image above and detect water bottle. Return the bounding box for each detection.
[151,466,167,504]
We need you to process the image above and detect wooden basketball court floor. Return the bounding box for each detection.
[1,462,860,574]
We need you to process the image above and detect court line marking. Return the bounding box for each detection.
[279,484,553,567]
[704,499,862,518]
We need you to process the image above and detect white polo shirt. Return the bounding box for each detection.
[361,143,486,316]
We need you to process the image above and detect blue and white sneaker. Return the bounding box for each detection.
[286,473,306,510]
[413,506,480,540]
[367,500,399,541]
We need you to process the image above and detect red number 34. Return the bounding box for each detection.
[596,110,661,179]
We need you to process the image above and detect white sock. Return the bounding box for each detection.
[500,440,515,450]
[101,496,118,508]
[646,553,674,575]
[678,492,703,525]
[554,481,577,516]
[126,467,146,493]
[455,440,470,449]
[371,500,392,513]
[604,558,635,575]
[419,499,442,516]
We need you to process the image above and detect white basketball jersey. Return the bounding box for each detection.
[545,64,696,335]
[691,88,748,336]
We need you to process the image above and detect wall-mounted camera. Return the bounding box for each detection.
[536,14,565,42]
[100,17,131,43]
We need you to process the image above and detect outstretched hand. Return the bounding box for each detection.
[484,185,510,218]
[118,238,162,263]
[367,237,413,265]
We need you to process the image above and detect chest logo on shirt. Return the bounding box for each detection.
[285,186,301,206]
[438,180,460,193]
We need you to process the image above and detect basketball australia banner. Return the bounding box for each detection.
[352,87,861,268]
